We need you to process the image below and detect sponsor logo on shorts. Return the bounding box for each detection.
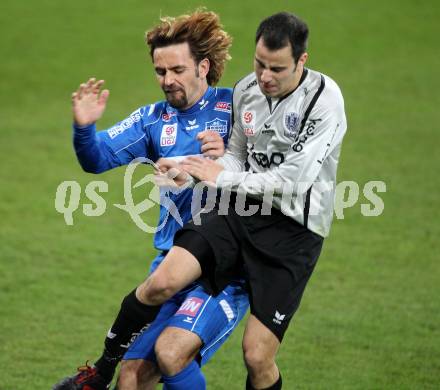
[160,124,177,146]
[176,297,204,317]
[214,101,231,113]
[272,311,286,325]
[219,299,234,322]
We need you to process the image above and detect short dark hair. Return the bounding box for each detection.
[256,12,308,63]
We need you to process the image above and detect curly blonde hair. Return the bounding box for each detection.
[145,9,232,85]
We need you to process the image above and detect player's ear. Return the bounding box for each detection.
[297,52,308,68]
[198,58,210,79]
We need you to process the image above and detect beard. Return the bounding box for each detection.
[164,88,188,109]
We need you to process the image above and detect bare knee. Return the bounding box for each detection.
[118,359,160,390]
[243,339,274,373]
[118,360,143,390]
[155,341,184,376]
[155,327,202,376]
[136,246,201,305]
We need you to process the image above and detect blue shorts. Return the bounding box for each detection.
[123,254,249,365]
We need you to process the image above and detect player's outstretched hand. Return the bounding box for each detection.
[72,77,110,127]
[197,130,225,158]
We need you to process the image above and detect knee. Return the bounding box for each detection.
[118,359,160,390]
[136,273,176,305]
[242,340,273,373]
[155,333,190,376]
[118,360,142,390]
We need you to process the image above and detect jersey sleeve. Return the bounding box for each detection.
[215,87,233,149]
[217,86,247,172]
[73,106,155,173]
[216,80,347,196]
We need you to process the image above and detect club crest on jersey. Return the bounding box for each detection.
[242,110,256,136]
[160,124,177,146]
[214,101,231,113]
[284,112,301,138]
[205,118,228,135]
[176,297,204,317]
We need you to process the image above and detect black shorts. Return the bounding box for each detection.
[174,197,324,341]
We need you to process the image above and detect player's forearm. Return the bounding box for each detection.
[217,150,245,172]
[73,123,114,173]
[217,129,345,197]
[216,169,297,196]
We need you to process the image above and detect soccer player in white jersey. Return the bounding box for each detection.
[110,12,347,389]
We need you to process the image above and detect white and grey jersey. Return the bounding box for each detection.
[216,69,347,237]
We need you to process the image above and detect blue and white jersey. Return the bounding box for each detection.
[73,86,232,253]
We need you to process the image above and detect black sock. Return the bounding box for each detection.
[94,288,161,382]
[246,372,282,390]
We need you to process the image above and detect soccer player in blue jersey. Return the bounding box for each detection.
[53,11,248,390]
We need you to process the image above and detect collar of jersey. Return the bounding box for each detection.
[265,69,309,113]
[167,86,214,115]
